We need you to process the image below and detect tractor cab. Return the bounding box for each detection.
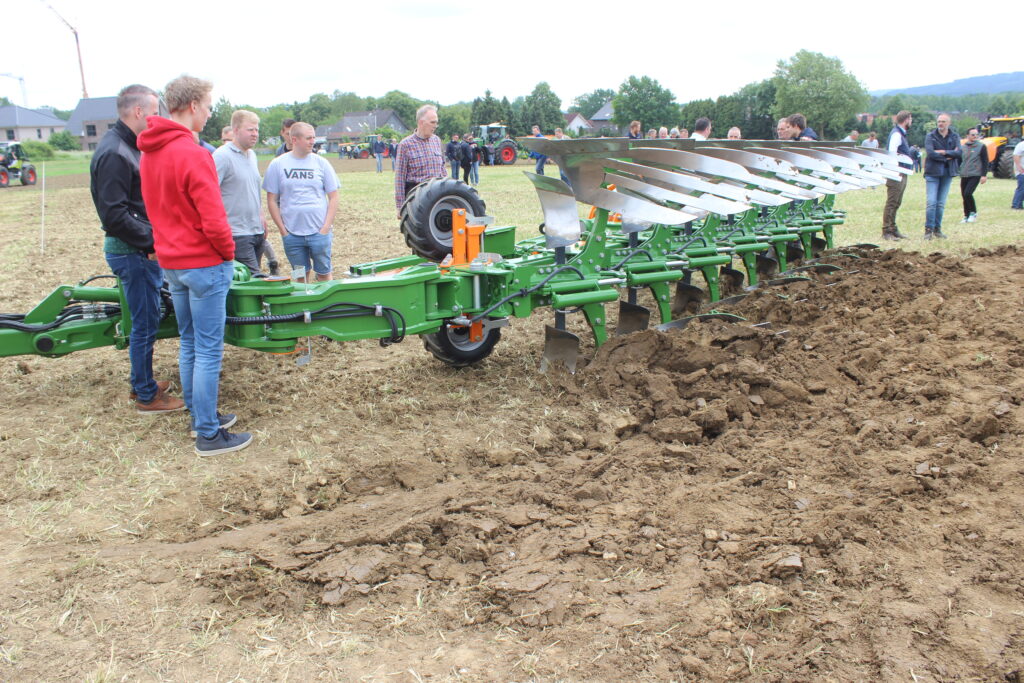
[476,123,518,165]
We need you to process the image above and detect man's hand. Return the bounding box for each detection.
[980,176,987,184]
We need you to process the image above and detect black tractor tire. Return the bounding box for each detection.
[399,178,486,262]
[423,320,501,367]
[0,168,8,188]
[495,142,517,166]
[995,150,1015,179]
[20,164,36,186]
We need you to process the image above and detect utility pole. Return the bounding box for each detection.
[42,2,88,99]
[0,73,29,106]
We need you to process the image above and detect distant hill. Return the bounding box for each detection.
[872,72,1024,97]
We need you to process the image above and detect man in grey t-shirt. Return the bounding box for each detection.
[264,122,340,282]
[213,110,266,275]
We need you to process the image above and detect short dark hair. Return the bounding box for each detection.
[787,113,807,130]
[895,110,912,125]
[694,117,711,133]
[116,84,157,116]
[281,118,296,131]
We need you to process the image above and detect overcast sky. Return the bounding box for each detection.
[5,1,1014,114]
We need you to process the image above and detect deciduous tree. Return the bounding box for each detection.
[612,76,677,130]
[521,82,564,133]
[773,50,868,139]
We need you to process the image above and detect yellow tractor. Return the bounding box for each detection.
[979,117,1023,178]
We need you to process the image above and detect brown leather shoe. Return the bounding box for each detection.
[136,390,185,415]
[129,380,171,402]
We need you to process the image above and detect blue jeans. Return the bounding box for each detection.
[282,231,332,277]
[106,252,163,402]
[534,155,547,175]
[924,174,953,230]
[375,152,383,173]
[163,262,233,439]
[470,161,479,185]
[1013,174,1024,209]
[450,159,459,179]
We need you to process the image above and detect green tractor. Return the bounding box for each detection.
[0,142,38,188]
[476,123,518,165]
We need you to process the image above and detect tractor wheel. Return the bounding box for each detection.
[20,164,36,186]
[359,149,369,159]
[423,320,502,367]
[399,178,486,262]
[0,168,8,188]
[995,150,1014,179]
[496,143,517,165]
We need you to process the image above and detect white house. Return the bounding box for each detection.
[0,105,66,143]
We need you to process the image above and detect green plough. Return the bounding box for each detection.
[0,138,911,371]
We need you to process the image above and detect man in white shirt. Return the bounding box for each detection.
[882,110,913,240]
[691,118,712,141]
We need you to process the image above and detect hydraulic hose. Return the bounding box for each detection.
[469,264,586,323]
[224,301,407,346]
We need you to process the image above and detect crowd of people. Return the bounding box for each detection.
[90,77,1022,457]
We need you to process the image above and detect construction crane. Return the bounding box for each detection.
[0,73,29,107]
[41,1,88,98]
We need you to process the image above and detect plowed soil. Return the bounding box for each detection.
[1,178,1023,681]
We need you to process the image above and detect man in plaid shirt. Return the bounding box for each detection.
[394,104,446,216]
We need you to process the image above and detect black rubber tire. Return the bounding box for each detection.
[495,142,517,166]
[0,168,8,188]
[995,150,1014,179]
[422,320,501,367]
[20,164,36,186]
[399,178,486,261]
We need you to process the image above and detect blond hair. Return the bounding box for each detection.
[164,75,213,113]
[231,109,259,129]
[289,121,314,137]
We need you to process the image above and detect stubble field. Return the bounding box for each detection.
[0,158,1022,681]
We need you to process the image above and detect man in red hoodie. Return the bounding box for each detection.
[138,75,251,456]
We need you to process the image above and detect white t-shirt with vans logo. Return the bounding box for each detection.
[263,152,339,236]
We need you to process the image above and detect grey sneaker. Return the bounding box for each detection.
[195,428,252,456]
[190,412,238,438]
[967,213,977,223]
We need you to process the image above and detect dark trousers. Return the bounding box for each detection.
[233,233,266,275]
[882,174,907,234]
[461,162,472,184]
[960,176,981,217]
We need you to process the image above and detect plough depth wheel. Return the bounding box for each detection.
[400,178,486,262]
[422,320,502,367]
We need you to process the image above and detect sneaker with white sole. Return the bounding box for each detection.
[967,213,977,223]
[190,412,238,438]
[195,428,253,456]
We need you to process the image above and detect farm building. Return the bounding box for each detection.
[65,96,118,150]
[316,109,408,152]
[563,112,593,136]
[0,105,66,143]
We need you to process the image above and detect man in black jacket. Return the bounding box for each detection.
[90,84,183,414]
